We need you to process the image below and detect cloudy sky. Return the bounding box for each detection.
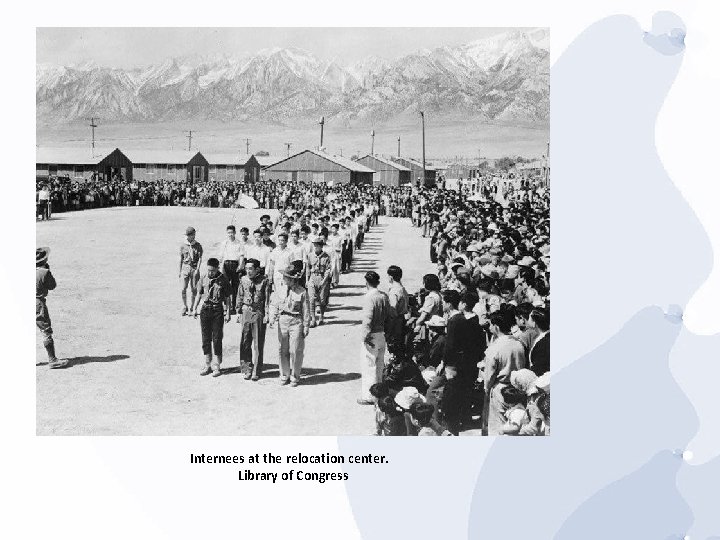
[37,27,531,68]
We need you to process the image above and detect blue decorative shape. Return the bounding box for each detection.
[643,11,686,55]
[556,451,692,540]
[466,308,697,539]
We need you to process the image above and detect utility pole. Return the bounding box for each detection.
[397,136,401,157]
[419,111,426,187]
[244,138,251,155]
[285,142,292,157]
[86,117,98,156]
[186,130,193,151]
[370,130,375,156]
[339,148,343,157]
[318,116,325,149]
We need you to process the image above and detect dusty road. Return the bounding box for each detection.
[36,206,435,435]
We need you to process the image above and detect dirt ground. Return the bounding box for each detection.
[36,207,435,435]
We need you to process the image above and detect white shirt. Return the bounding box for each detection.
[220,238,245,263]
[269,245,294,275]
[245,243,271,269]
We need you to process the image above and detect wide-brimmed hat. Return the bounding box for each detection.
[394,387,426,410]
[36,246,51,265]
[426,315,446,328]
[281,261,303,279]
[185,226,196,235]
[311,236,325,245]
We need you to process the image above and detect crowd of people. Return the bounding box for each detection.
[36,174,417,216]
[359,180,550,436]
[37,172,550,436]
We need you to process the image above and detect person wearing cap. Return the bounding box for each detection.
[192,258,232,377]
[306,236,332,327]
[36,247,67,368]
[219,224,245,314]
[179,226,203,316]
[269,262,310,387]
[236,258,271,380]
[358,271,391,405]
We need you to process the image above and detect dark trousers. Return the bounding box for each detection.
[222,260,240,311]
[239,309,267,376]
[200,305,224,356]
[341,241,353,271]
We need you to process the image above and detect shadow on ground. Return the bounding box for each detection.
[323,320,360,326]
[61,354,130,367]
[325,305,362,312]
[300,372,361,386]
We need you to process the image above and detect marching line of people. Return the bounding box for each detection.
[37,176,550,437]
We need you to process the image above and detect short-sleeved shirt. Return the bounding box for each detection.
[388,282,409,318]
[198,273,231,307]
[36,266,56,299]
[269,246,294,275]
[180,241,203,268]
[220,238,245,263]
[420,290,443,317]
[245,243,271,269]
[307,251,331,277]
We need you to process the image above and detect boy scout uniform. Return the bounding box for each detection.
[236,273,270,380]
[270,273,310,385]
[36,247,67,368]
[306,241,332,326]
[197,272,231,375]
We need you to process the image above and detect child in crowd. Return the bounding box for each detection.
[377,396,407,436]
[498,386,529,435]
[409,402,438,436]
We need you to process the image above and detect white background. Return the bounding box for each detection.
[2,1,719,538]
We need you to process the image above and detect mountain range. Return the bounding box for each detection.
[36,28,549,127]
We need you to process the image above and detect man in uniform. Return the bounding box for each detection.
[219,224,245,313]
[269,263,310,387]
[236,258,271,381]
[192,258,232,377]
[179,226,203,316]
[36,247,67,368]
[306,237,332,327]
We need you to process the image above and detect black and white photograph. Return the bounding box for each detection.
[36,27,550,436]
